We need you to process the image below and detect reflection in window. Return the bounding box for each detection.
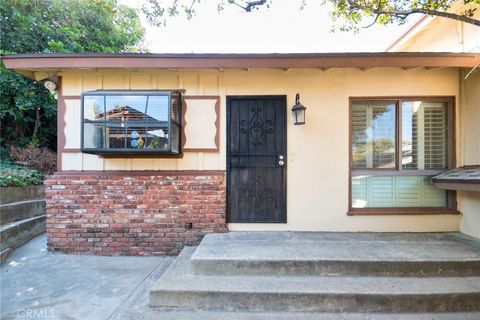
[106,122,126,149]
[351,102,396,169]
[402,101,448,170]
[350,98,452,210]
[83,95,104,121]
[82,91,182,155]
[83,123,104,149]
[171,92,180,122]
[146,95,169,121]
[145,127,169,150]
[106,95,149,121]
[170,124,180,153]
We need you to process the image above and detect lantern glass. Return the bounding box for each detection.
[294,108,305,125]
[292,93,306,125]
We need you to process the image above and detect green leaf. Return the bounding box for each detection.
[0,0,145,150]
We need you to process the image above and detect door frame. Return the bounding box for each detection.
[226,95,288,223]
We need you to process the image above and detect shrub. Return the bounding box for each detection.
[9,143,56,174]
[0,162,44,187]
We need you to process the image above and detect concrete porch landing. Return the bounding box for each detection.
[150,232,480,315]
[191,232,480,276]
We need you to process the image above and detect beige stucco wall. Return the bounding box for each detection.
[458,69,480,238]
[61,71,224,171]
[390,12,480,52]
[59,67,469,232]
[386,6,480,237]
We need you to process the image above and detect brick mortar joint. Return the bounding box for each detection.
[43,173,228,256]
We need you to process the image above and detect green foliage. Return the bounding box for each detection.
[0,0,146,150]
[0,161,44,187]
[0,0,145,53]
[328,0,480,32]
[142,0,480,31]
[142,0,269,26]
[0,62,57,148]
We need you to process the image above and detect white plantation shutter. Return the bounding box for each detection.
[351,106,368,168]
[422,178,447,207]
[423,104,448,169]
[351,103,395,169]
[395,176,446,207]
[351,176,368,207]
[369,176,394,207]
[351,99,450,209]
[351,176,447,208]
[412,102,448,170]
[396,176,420,207]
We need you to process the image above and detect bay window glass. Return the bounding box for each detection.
[350,98,453,211]
[81,91,182,155]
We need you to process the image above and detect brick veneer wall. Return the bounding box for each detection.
[45,172,228,256]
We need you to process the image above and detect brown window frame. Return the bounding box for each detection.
[348,96,459,216]
[80,90,183,158]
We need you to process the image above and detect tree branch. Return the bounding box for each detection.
[230,0,267,12]
[363,14,380,28]
[347,0,480,27]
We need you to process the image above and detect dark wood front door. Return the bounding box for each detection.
[227,96,287,223]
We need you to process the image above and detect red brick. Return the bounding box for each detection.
[45,173,228,256]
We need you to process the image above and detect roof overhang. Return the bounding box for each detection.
[431,166,480,192]
[2,53,478,79]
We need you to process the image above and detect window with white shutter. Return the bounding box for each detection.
[351,103,396,169]
[402,101,448,170]
[350,98,455,214]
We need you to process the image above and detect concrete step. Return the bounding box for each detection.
[143,310,480,320]
[191,232,480,276]
[0,185,44,205]
[150,247,480,313]
[0,248,12,265]
[0,199,45,225]
[0,215,46,253]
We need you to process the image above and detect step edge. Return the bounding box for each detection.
[0,215,46,232]
[0,199,45,208]
[151,288,480,295]
[191,258,480,263]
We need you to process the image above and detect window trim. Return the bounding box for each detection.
[348,96,458,216]
[80,90,183,157]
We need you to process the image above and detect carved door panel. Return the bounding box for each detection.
[227,96,286,223]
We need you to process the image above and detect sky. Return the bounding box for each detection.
[120,0,419,53]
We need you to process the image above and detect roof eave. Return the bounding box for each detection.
[1,53,478,75]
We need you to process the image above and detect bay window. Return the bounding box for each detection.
[349,97,456,214]
[81,91,182,156]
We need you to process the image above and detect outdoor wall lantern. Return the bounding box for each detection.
[292,93,306,125]
[43,80,58,99]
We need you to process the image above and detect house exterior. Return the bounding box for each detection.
[2,52,479,255]
[385,10,480,239]
[386,7,480,53]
